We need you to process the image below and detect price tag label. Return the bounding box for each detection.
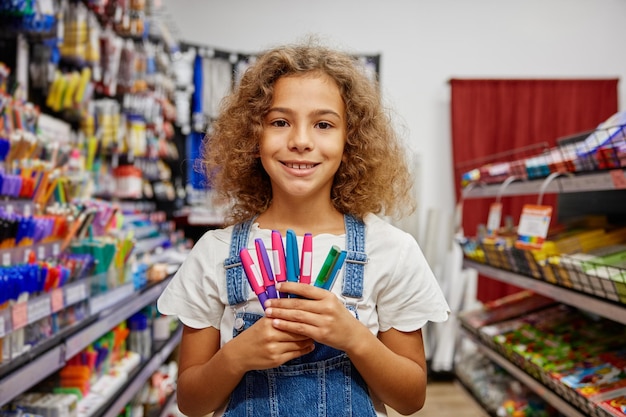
[610,169,626,189]
[516,204,553,250]
[24,248,32,263]
[0,316,5,337]
[12,302,28,330]
[2,252,10,267]
[52,243,60,257]
[38,245,46,261]
[28,296,51,323]
[51,288,64,312]
[66,282,87,306]
[487,202,502,236]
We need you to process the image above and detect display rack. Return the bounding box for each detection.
[459,169,626,416]
[0,277,172,407]
[462,260,626,326]
[460,328,586,417]
[93,326,181,417]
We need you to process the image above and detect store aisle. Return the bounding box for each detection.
[386,381,488,417]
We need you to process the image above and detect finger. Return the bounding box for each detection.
[274,282,327,300]
[271,317,318,339]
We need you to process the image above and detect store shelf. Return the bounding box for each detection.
[461,169,626,199]
[463,260,626,326]
[0,277,172,408]
[94,326,182,417]
[461,329,587,417]
[66,278,171,358]
[0,345,65,406]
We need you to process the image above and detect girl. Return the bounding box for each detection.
[157,41,449,417]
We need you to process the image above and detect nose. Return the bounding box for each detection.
[288,125,314,152]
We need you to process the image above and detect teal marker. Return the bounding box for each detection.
[286,229,300,283]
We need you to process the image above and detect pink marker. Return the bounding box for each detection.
[271,230,288,298]
[255,238,277,299]
[300,233,313,284]
[240,248,269,309]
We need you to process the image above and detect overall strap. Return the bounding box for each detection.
[341,214,368,299]
[224,219,255,306]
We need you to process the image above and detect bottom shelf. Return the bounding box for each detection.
[85,325,182,417]
[460,329,586,417]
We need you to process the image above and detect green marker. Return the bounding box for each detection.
[314,245,341,288]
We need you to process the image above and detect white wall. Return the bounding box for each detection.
[163,0,625,265]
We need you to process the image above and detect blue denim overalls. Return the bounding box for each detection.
[222,214,377,417]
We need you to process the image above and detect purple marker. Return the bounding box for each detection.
[255,238,277,299]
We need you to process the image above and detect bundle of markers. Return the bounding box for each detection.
[239,230,347,310]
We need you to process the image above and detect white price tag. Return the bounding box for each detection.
[2,252,10,267]
[66,282,87,305]
[487,202,502,236]
[516,204,553,250]
[28,296,52,324]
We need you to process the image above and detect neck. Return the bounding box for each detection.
[256,200,345,236]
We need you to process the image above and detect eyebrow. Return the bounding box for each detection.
[267,107,343,120]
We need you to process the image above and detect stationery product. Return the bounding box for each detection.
[254,238,277,299]
[271,230,288,298]
[286,229,299,283]
[239,248,269,309]
[314,245,347,291]
[300,233,313,284]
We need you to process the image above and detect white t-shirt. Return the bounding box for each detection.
[157,213,450,416]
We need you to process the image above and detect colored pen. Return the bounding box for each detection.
[286,229,300,283]
[300,233,313,284]
[271,230,288,298]
[239,248,269,309]
[314,245,342,289]
[321,250,347,291]
[255,238,277,299]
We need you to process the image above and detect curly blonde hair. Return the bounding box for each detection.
[202,41,415,226]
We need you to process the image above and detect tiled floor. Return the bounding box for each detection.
[386,381,489,417]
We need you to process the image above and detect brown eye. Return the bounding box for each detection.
[271,120,289,127]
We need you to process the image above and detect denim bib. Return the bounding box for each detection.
[222,215,376,417]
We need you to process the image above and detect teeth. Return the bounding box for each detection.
[287,163,314,169]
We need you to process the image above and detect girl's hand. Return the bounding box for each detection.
[264,282,368,353]
[226,315,314,372]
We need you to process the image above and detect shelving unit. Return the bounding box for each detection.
[0,277,173,408]
[462,168,626,199]
[460,169,626,416]
[462,260,626,326]
[94,326,181,417]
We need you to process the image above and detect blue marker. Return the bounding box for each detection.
[286,229,300,283]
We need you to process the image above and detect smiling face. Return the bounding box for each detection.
[260,72,347,206]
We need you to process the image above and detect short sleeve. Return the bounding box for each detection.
[157,232,226,329]
[375,232,450,332]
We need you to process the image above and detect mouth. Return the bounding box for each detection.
[282,162,319,170]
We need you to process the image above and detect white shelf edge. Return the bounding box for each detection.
[0,346,64,407]
[66,279,170,358]
[462,169,625,199]
[461,329,587,417]
[463,260,626,325]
